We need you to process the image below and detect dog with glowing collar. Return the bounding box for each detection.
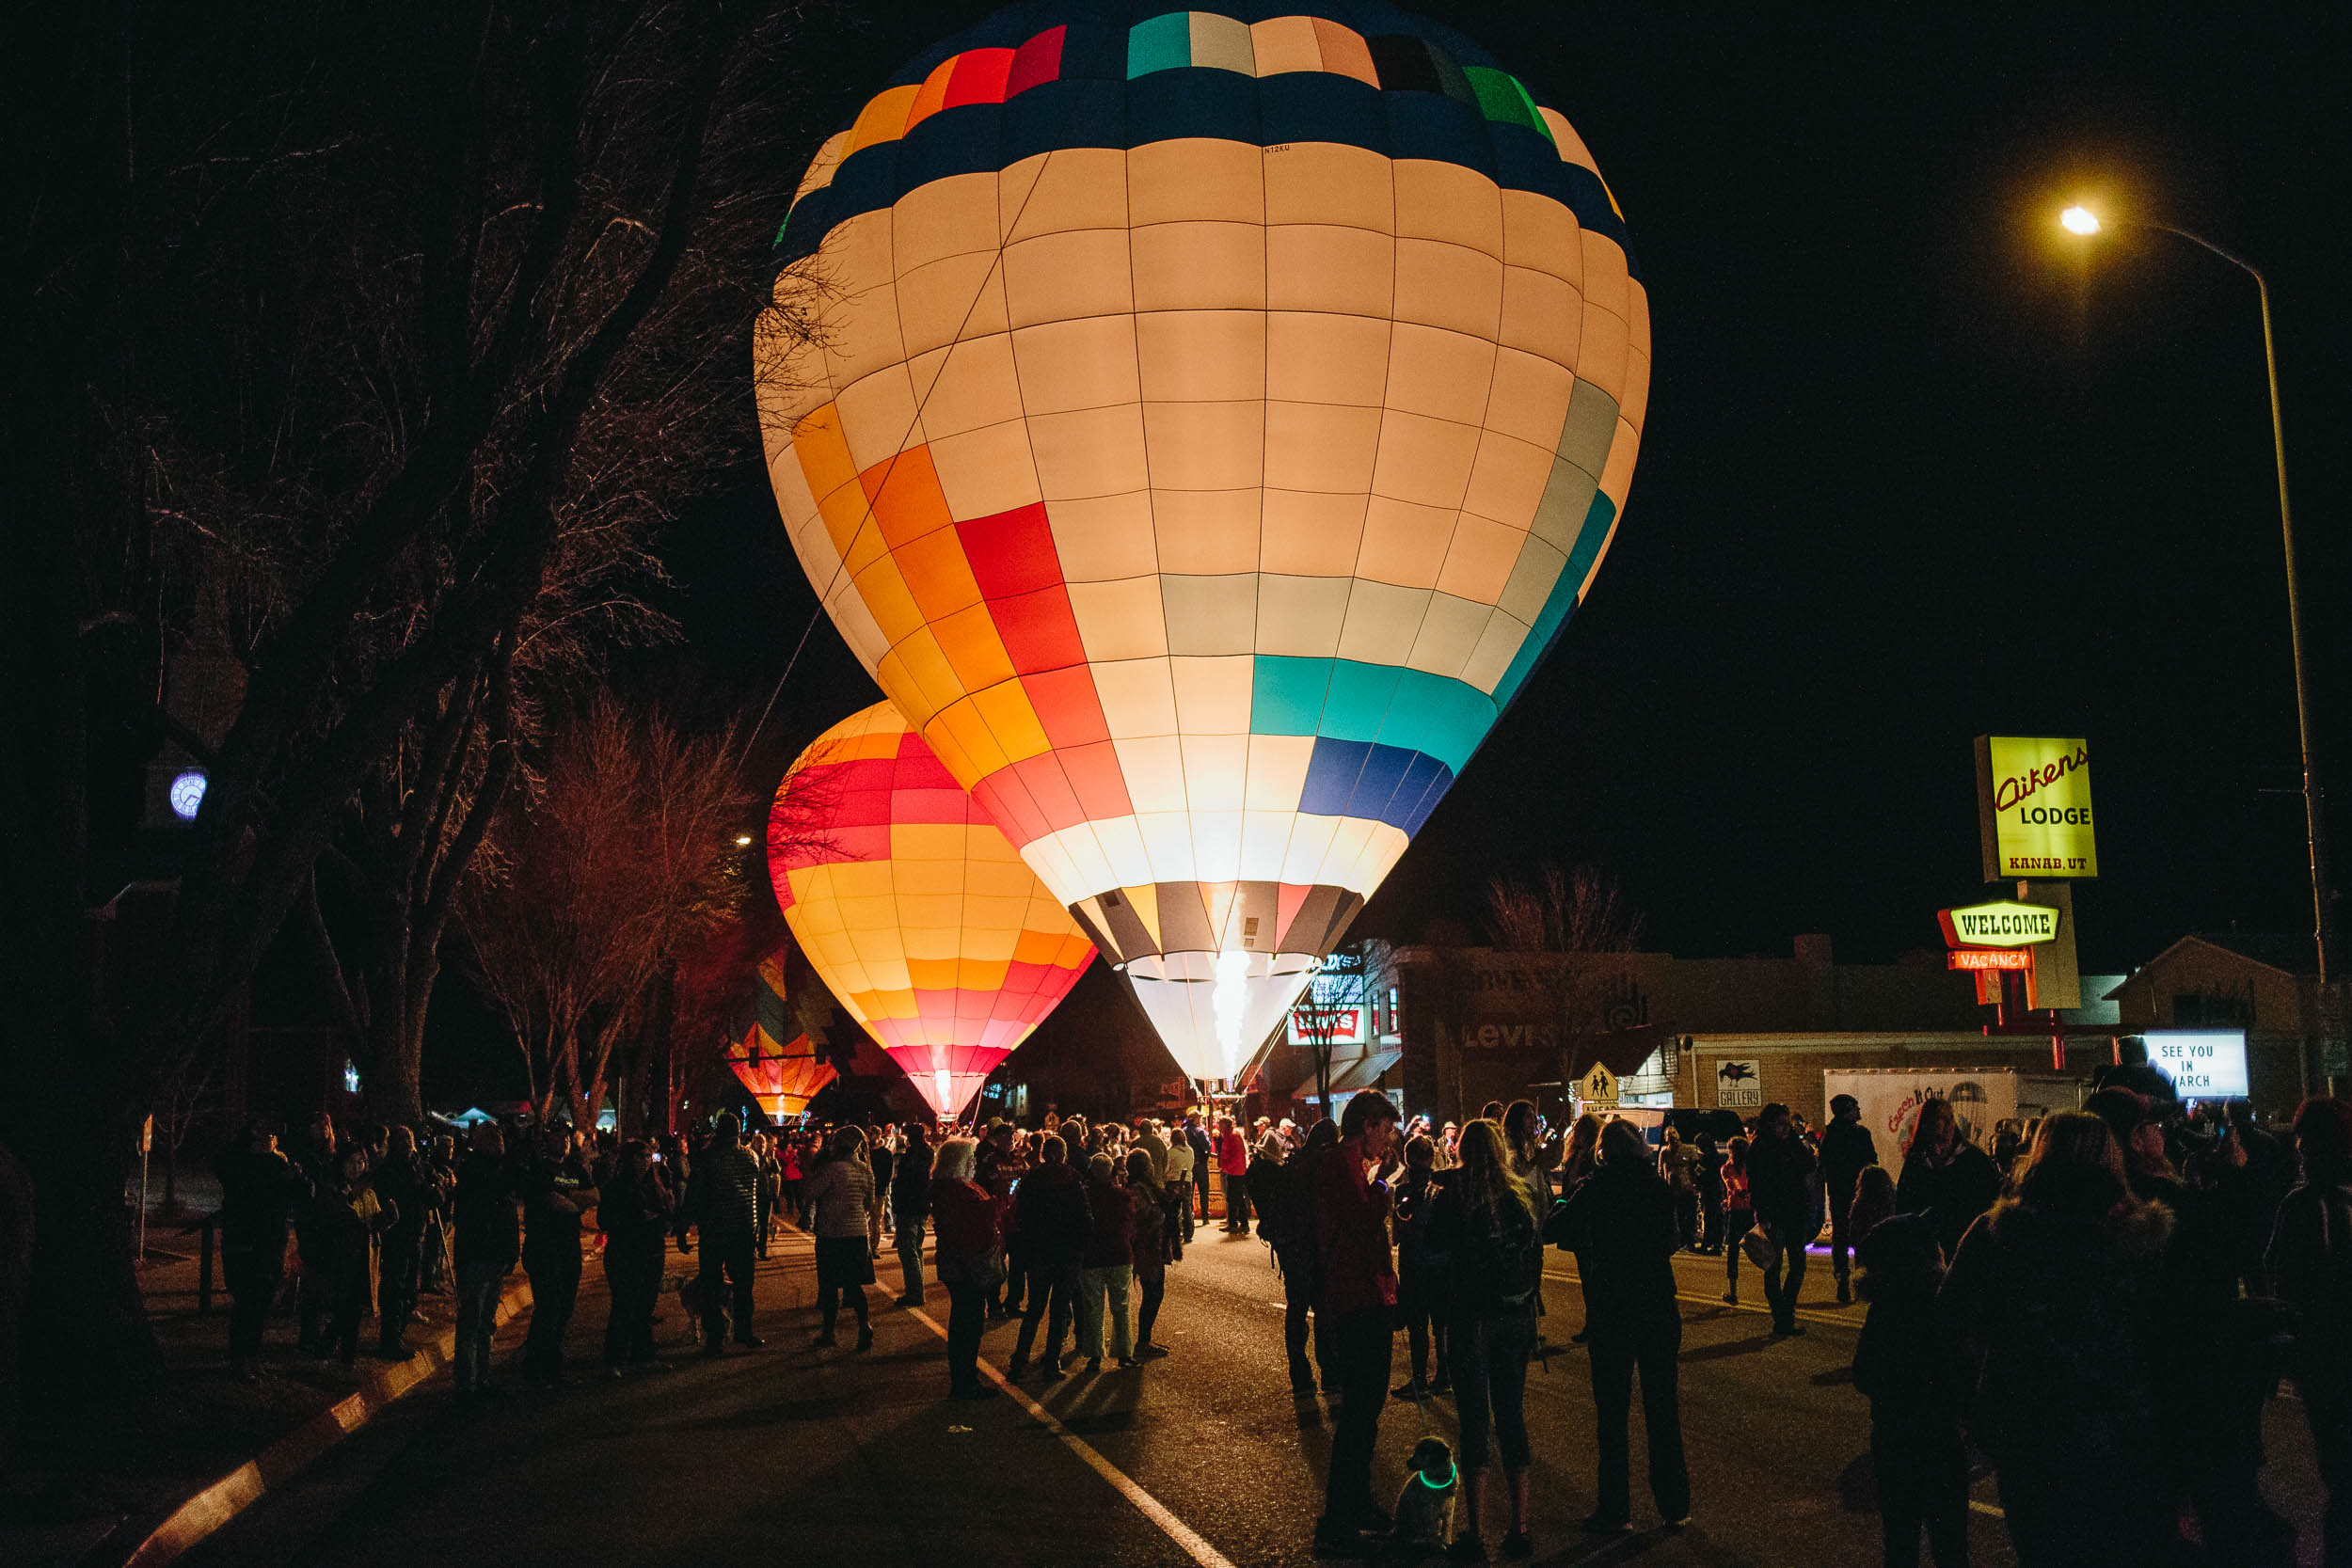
[1385,1435,1458,1558]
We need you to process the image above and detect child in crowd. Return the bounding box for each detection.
[1851,1213,1969,1568]
[1847,1164,1898,1261]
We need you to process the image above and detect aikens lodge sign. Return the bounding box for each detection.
[1975,736,2097,880]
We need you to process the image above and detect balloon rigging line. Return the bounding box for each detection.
[732,601,826,778]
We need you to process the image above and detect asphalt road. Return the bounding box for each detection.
[183,1223,2328,1568]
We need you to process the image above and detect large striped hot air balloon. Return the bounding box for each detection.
[726,953,838,1121]
[768,702,1097,1117]
[757,2,1647,1081]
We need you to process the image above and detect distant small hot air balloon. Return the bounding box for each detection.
[758,3,1646,1082]
[769,702,1096,1117]
[726,953,838,1121]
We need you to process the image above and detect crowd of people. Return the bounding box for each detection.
[208,1082,2352,1567]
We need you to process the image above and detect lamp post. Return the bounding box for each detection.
[2061,206,2338,1025]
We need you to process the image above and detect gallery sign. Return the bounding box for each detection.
[1714,1057,1762,1109]
[1976,736,2098,880]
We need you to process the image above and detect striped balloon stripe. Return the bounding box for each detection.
[777,6,1629,270]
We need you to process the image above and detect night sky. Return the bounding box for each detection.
[674,2,2349,982]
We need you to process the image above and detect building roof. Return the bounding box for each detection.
[2185,932,2320,976]
[2103,933,2317,1001]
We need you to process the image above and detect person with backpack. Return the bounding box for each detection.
[1551,1119,1691,1536]
[1268,1121,1337,1394]
[1246,1131,1287,1242]
[1430,1119,1544,1560]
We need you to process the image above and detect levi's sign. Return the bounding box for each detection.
[1975,736,2098,880]
[1938,899,2061,948]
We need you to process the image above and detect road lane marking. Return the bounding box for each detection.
[1543,1268,1861,1330]
[1970,1499,2006,1518]
[899,1301,1238,1568]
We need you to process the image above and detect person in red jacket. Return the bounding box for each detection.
[928,1136,1002,1402]
[1217,1117,1252,1234]
[1310,1092,1403,1555]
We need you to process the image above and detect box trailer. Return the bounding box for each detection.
[1820,1068,2082,1156]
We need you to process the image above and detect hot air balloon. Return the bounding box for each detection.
[756,3,1647,1082]
[768,702,1096,1117]
[726,952,839,1121]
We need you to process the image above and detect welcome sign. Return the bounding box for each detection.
[1976,736,2098,880]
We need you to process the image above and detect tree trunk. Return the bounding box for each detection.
[2,417,164,1403]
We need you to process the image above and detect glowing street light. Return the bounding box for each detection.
[734,833,754,847]
[2058,200,2337,1015]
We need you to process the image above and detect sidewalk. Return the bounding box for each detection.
[0,1193,527,1568]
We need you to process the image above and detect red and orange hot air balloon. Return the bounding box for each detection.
[725,952,837,1121]
[769,701,1095,1118]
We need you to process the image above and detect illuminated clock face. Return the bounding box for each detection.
[168,770,208,821]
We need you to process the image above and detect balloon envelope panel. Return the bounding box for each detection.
[759,2,1645,1080]
[770,702,1097,1115]
[727,955,840,1118]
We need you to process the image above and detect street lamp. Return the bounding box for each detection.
[2060,203,2337,1014]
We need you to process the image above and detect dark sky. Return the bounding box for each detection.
[675,2,2349,977]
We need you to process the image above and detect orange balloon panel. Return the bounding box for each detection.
[770,701,1094,1116]
[728,1026,837,1121]
[726,953,836,1119]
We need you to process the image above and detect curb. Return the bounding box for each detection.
[115,1275,536,1568]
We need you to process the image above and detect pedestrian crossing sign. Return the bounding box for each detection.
[1579,1062,1619,1106]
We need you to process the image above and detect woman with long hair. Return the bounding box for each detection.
[1896,1098,2001,1263]
[1943,1111,2170,1566]
[1431,1119,1544,1558]
[1559,1112,1604,1344]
